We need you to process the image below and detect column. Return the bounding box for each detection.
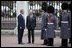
[14,1,29,35]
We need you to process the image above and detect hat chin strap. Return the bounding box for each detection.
[48,13,52,16]
[63,10,67,12]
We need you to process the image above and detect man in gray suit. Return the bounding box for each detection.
[26,10,36,44]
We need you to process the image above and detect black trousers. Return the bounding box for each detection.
[47,38,53,46]
[18,29,24,43]
[61,39,68,47]
[69,38,71,43]
[28,29,34,43]
[44,39,48,45]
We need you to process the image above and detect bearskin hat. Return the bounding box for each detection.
[47,6,54,13]
[61,3,68,10]
[42,2,48,12]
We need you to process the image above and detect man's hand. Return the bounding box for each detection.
[45,29,47,31]
[68,28,70,30]
[20,27,22,29]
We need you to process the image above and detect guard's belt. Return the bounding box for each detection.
[61,21,68,23]
[47,23,54,24]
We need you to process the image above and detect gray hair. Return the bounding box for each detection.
[20,9,24,14]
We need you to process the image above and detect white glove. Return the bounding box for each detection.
[45,29,47,31]
[68,28,70,30]
[20,27,22,29]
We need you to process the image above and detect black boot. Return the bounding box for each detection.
[42,39,47,45]
[69,38,71,43]
[61,39,68,47]
[47,38,53,46]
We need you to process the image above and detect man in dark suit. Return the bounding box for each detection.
[26,10,36,44]
[18,9,25,44]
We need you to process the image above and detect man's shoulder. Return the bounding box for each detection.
[18,14,24,19]
[19,14,21,16]
[68,11,71,14]
[43,12,48,17]
[27,16,29,18]
[18,14,21,17]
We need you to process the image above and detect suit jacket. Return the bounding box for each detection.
[18,14,25,29]
[26,15,36,30]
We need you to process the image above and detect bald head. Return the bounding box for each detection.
[29,10,33,15]
[20,9,24,14]
[29,10,33,13]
